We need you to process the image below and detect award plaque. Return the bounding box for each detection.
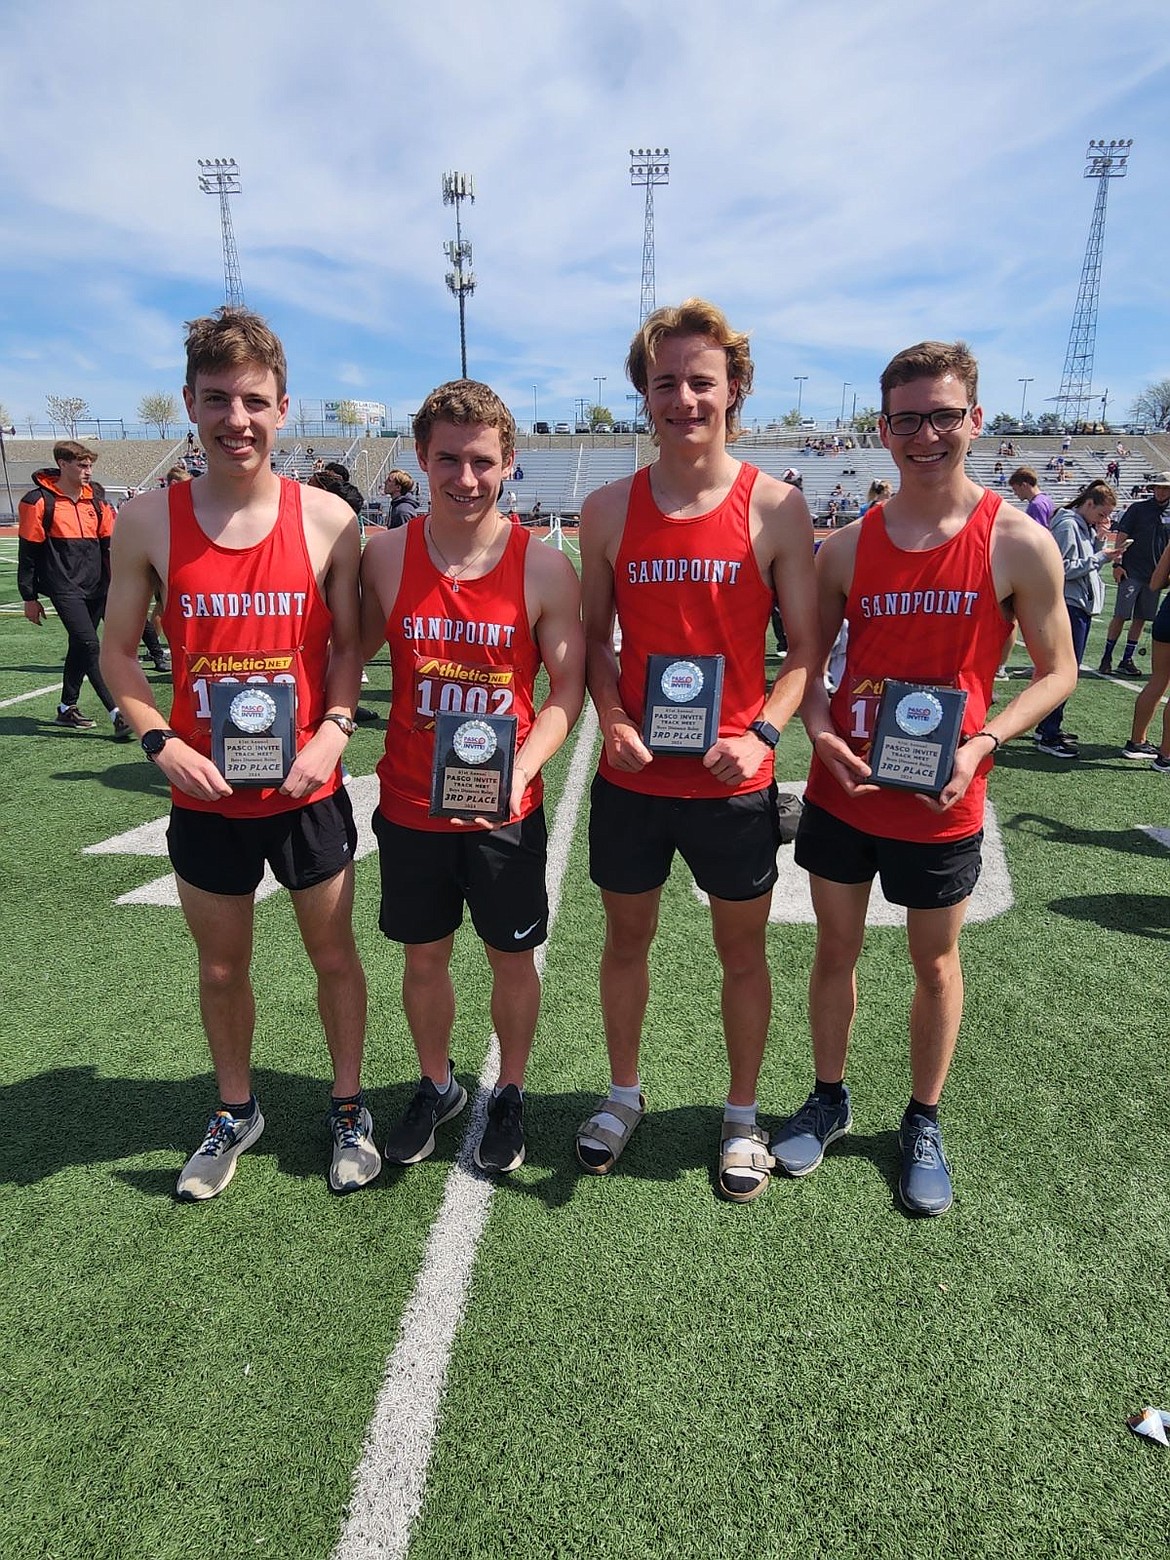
[429,711,517,822]
[641,653,724,754]
[210,680,296,786]
[870,680,968,795]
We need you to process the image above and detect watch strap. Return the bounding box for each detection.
[748,718,780,749]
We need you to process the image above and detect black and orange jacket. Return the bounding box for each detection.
[17,469,114,601]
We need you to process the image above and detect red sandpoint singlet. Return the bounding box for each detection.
[805,490,1011,842]
[377,516,541,831]
[161,477,340,817]
[602,462,774,799]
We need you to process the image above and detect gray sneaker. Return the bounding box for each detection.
[176,1105,265,1201]
[384,1066,467,1165]
[328,1099,382,1193]
[770,1086,852,1176]
[1122,740,1158,760]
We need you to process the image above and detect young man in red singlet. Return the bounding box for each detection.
[361,381,584,1174]
[101,308,379,1202]
[774,340,1076,1215]
[576,298,820,1202]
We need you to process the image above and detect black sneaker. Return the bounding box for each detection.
[1034,728,1078,745]
[1116,660,1141,679]
[1035,736,1078,759]
[153,652,172,673]
[475,1084,526,1173]
[898,1113,953,1216]
[384,1065,467,1165]
[113,712,133,741]
[1153,755,1170,774]
[55,705,96,729]
[1097,656,1113,675]
[770,1086,852,1176]
[1122,740,1158,760]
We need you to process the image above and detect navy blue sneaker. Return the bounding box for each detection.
[770,1086,852,1176]
[898,1113,953,1215]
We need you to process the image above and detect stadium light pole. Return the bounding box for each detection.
[1019,377,1034,422]
[532,384,538,429]
[794,376,808,417]
[442,171,476,379]
[197,158,244,309]
[595,376,606,422]
[629,147,669,326]
[840,382,851,425]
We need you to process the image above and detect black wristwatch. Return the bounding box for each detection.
[142,727,178,761]
[748,718,780,749]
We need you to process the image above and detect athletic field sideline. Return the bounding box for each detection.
[0,535,1167,1560]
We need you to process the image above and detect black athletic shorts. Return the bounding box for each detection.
[794,798,981,911]
[168,786,357,896]
[372,806,549,951]
[1152,592,1170,644]
[588,774,781,901]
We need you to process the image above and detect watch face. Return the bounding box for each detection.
[142,729,172,758]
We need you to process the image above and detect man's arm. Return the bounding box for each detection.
[511,542,585,815]
[580,479,652,772]
[100,492,232,801]
[929,510,1077,812]
[702,476,820,787]
[359,527,406,665]
[281,489,362,800]
[17,495,46,623]
[799,525,879,797]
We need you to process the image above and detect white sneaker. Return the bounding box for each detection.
[177,1105,265,1201]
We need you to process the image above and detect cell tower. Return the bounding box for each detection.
[629,147,669,325]
[197,158,245,310]
[1053,139,1132,429]
[442,172,476,379]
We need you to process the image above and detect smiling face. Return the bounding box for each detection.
[183,364,289,477]
[645,334,738,451]
[879,372,982,484]
[417,420,508,528]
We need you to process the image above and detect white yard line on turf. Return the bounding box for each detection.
[332,706,598,1560]
[0,683,60,708]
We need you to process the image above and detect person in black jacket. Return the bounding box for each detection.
[17,440,130,736]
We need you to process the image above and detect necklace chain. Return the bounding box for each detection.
[426,518,502,592]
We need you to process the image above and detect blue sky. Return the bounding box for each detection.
[2,0,1168,436]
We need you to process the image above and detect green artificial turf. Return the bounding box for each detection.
[0,588,1167,1559]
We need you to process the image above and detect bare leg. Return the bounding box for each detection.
[289,864,367,1096]
[484,945,541,1088]
[806,875,871,1083]
[176,879,256,1101]
[1130,639,1170,744]
[709,892,773,1105]
[905,900,970,1106]
[598,887,661,1086]
[402,934,457,1083]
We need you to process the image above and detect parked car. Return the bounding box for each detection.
[554,421,570,433]
[533,421,550,434]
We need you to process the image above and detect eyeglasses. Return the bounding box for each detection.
[883,408,970,437]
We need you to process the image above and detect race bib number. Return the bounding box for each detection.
[412,654,515,732]
[185,650,299,726]
[841,675,884,754]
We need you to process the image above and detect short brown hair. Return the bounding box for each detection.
[1008,466,1039,489]
[880,340,978,413]
[386,469,415,495]
[626,297,754,442]
[164,465,192,485]
[54,439,98,466]
[184,307,288,401]
[413,380,515,465]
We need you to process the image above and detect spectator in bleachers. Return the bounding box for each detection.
[383,469,421,529]
[992,461,1006,485]
[1106,458,1120,486]
[1008,466,1054,527]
